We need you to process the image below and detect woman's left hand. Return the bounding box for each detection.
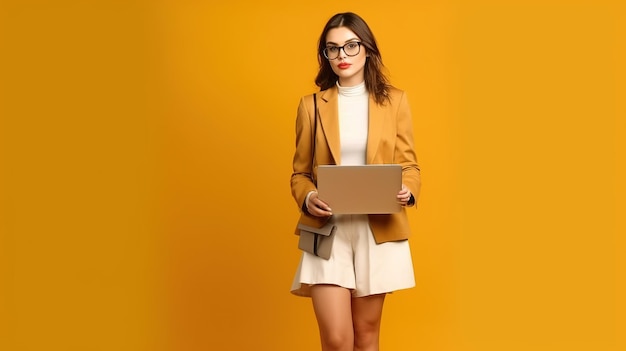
[397,184,412,206]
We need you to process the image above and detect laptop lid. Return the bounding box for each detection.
[316,164,402,214]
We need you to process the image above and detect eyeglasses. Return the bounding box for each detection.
[322,42,362,60]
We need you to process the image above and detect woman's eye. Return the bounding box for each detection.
[328,47,339,52]
[347,43,358,49]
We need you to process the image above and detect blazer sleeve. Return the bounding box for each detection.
[394,91,421,204]
[290,95,317,211]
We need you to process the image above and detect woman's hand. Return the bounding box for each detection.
[306,192,333,217]
[397,184,413,206]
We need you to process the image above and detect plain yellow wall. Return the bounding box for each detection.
[1,0,624,350]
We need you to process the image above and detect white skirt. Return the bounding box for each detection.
[291,214,415,298]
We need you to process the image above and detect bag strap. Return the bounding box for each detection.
[313,233,320,257]
[311,93,321,257]
[311,93,317,178]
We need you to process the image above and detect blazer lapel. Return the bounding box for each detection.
[366,94,385,164]
[319,87,341,165]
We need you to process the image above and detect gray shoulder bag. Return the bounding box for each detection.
[297,93,336,260]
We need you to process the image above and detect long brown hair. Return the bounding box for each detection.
[315,12,390,105]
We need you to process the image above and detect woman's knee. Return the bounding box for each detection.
[320,329,353,351]
[353,319,380,347]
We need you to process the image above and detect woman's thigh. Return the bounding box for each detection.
[352,294,386,350]
[310,285,354,347]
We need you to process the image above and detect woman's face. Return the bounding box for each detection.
[324,27,367,87]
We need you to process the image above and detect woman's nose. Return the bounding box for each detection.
[338,47,348,59]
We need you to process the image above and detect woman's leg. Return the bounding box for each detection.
[310,284,354,351]
[351,293,386,351]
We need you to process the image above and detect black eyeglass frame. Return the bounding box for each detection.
[322,42,363,60]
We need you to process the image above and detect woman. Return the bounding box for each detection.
[290,12,421,351]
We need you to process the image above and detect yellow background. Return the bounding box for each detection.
[1,0,624,350]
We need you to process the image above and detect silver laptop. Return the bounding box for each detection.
[316,165,402,214]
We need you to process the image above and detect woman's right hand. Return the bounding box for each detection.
[307,192,333,217]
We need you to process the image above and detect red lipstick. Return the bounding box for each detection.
[338,63,351,69]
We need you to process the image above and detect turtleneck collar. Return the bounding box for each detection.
[337,81,367,97]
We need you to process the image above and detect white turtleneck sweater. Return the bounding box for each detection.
[337,81,369,166]
[305,81,370,210]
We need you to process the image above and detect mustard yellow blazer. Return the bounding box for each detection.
[291,85,421,243]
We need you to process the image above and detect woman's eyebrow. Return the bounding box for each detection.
[326,38,360,46]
